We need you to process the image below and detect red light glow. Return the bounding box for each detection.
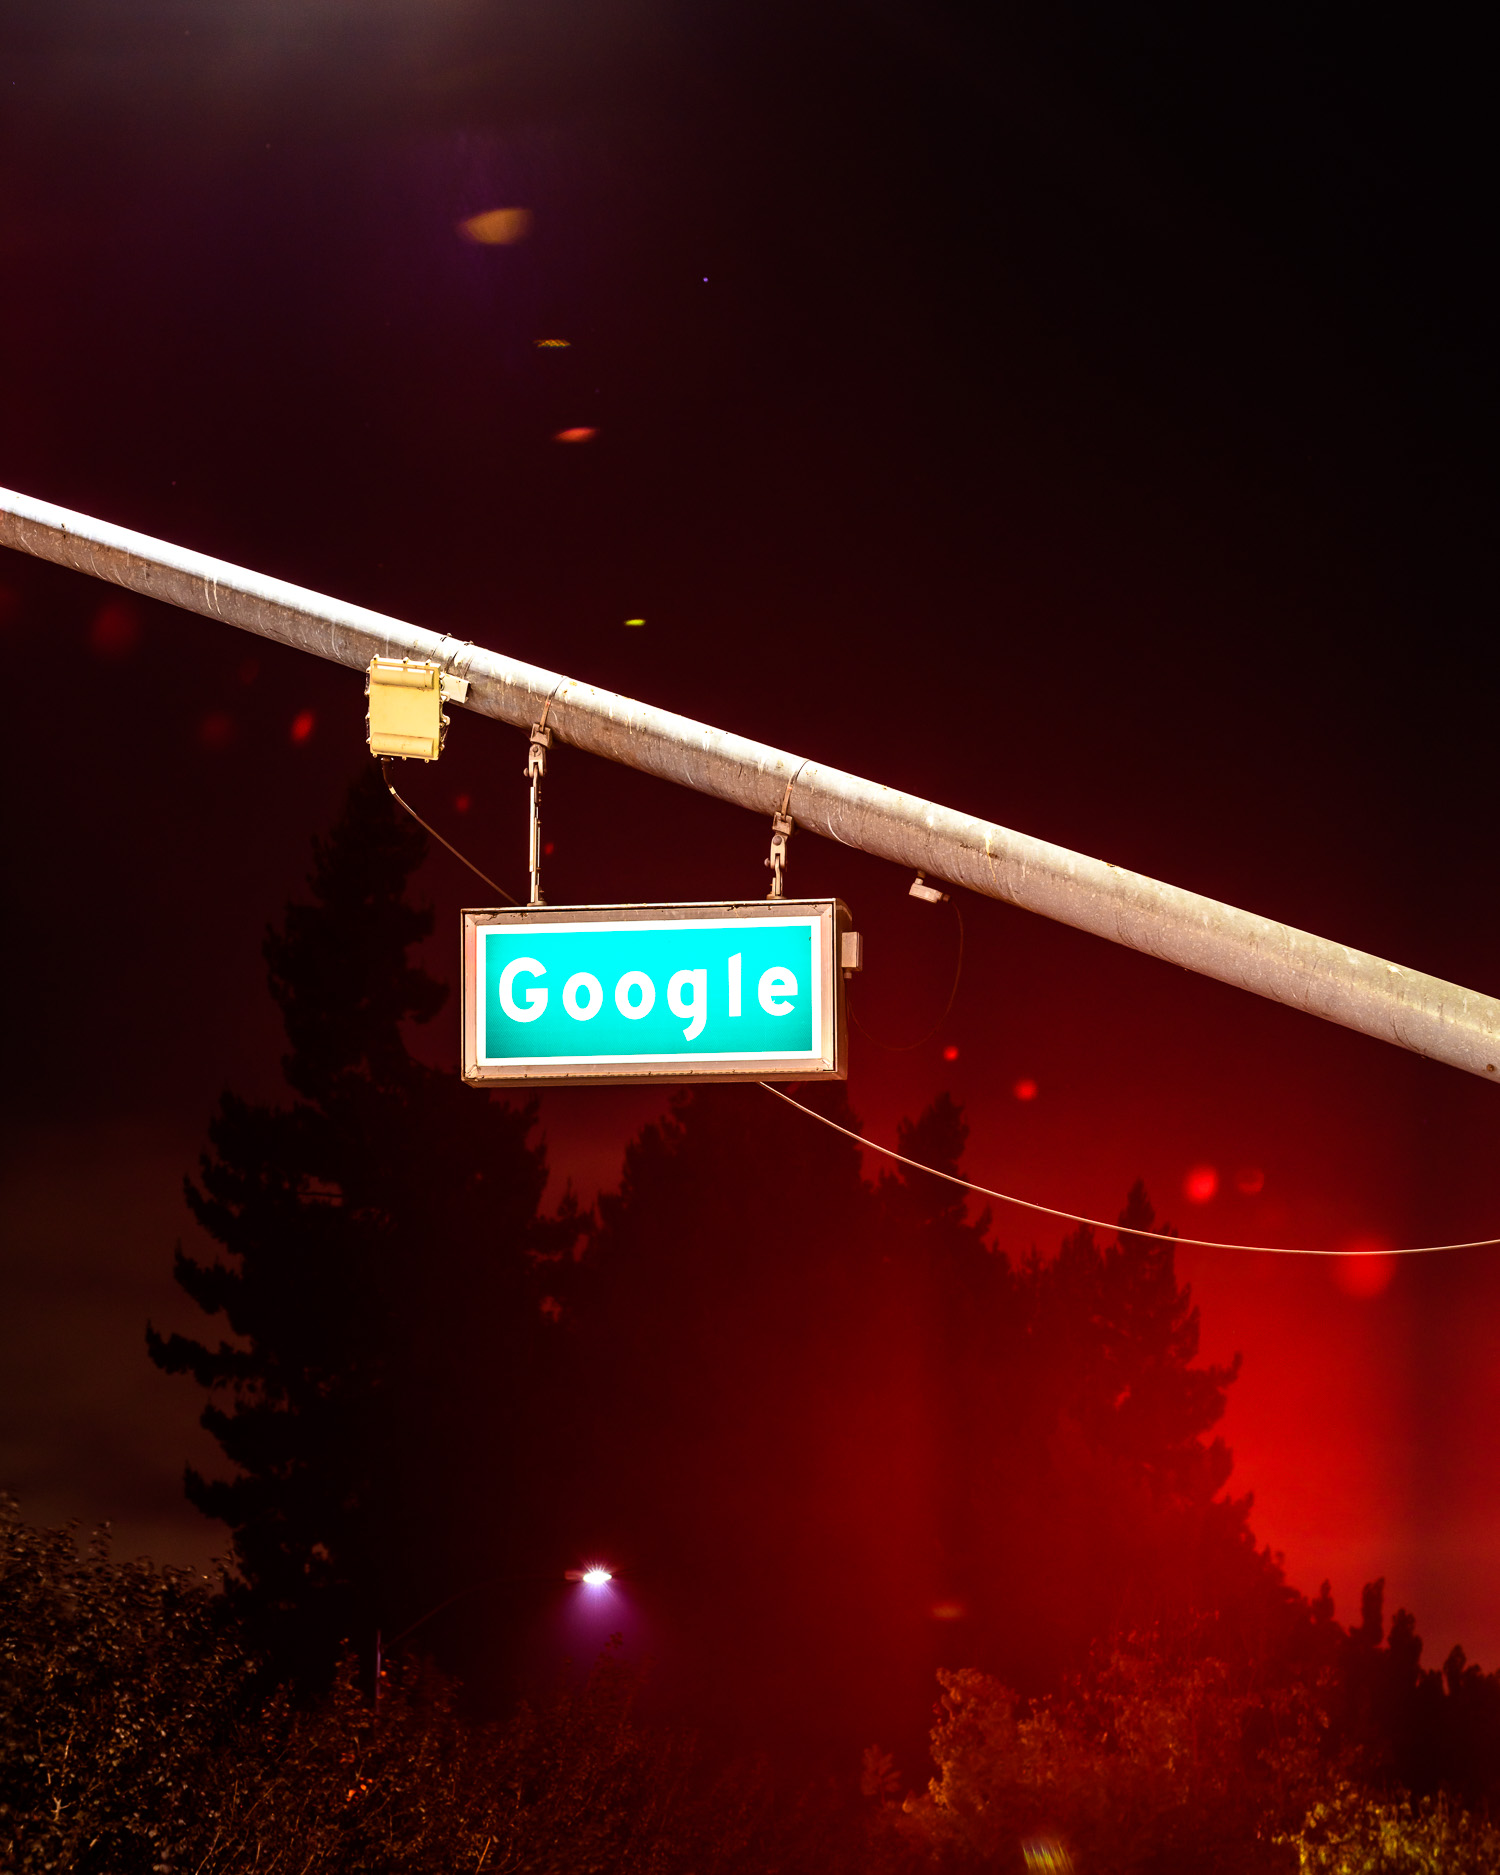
[454,793,471,813]
[1013,1078,1038,1101]
[290,710,316,743]
[1334,1241,1397,1298]
[554,427,598,443]
[1183,1165,1219,1204]
[942,1045,959,1061]
[89,599,140,658]
[198,711,234,750]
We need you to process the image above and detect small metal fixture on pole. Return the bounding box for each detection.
[365,656,464,761]
[3,484,1499,1084]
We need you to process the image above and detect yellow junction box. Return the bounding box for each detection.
[365,657,447,761]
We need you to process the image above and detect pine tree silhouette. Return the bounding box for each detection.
[149,767,581,1680]
[572,1082,1285,1760]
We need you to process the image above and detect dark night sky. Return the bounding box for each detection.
[3,0,1499,1675]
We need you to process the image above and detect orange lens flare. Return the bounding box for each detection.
[457,208,532,245]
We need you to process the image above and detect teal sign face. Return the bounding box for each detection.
[462,900,847,1085]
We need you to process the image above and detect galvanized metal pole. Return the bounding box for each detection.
[4,484,1497,1083]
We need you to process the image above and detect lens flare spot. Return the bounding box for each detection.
[454,793,472,814]
[457,207,532,245]
[543,841,555,856]
[198,711,234,749]
[554,426,597,443]
[1014,1078,1038,1101]
[930,1601,965,1620]
[1184,1165,1219,1204]
[89,598,141,657]
[1334,1240,1397,1298]
[942,1045,959,1061]
[237,657,259,686]
[290,710,316,744]
[1236,1166,1265,1195]
[0,584,19,625]
[1022,1840,1075,1874]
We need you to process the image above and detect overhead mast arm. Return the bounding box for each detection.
[3,482,1497,1084]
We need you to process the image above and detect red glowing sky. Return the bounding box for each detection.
[2,0,1498,1681]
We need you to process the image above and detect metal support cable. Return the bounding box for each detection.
[380,761,515,904]
[4,483,1499,1083]
[759,1085,1500,1256]
[851,901,965,1052]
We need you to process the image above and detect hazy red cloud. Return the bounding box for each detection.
[88,598,140,657]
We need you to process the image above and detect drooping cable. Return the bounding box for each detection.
[759,1083,1500,1257]
[850,901,964,1051]
[380,759,515,904]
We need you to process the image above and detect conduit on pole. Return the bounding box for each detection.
[4,483,1497,1085]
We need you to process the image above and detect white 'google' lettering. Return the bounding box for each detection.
[757,964,798,1016]
[562,971,604,1020]
[499,957,548,1022]
[500,950,802,1033]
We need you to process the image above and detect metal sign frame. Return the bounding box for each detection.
[461,898,850,1087]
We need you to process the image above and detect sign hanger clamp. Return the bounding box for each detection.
[526,701,554,907]
[765,780,794,900]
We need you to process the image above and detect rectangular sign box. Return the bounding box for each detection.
[462,899,851,1086]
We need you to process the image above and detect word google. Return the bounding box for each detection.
[462,902,848,1086]
[497,950,799,1038]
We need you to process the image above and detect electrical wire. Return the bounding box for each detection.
[850,900,965,1051]
[759,1083,1500,1258]
[380,759,516,904]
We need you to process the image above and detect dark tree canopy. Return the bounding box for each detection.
[144,770,1489,1798]
[149,767,581,1679]
[570,1081,1289,1764]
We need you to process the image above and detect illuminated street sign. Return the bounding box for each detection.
[461,899,852,1086]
